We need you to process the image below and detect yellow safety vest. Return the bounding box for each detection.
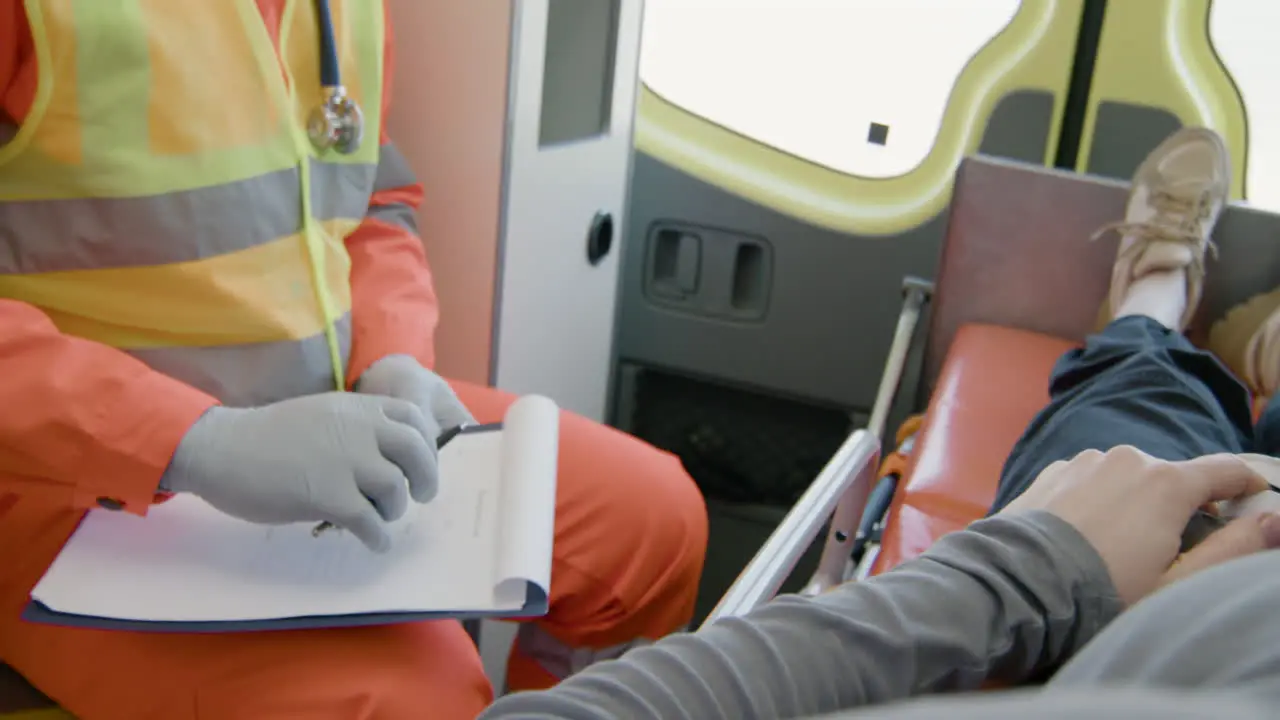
[0,0,385,407]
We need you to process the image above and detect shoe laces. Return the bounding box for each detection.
[1090,188,1219,274]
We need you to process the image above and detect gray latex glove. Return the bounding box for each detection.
[355,354,476,503]
[162,392,437,552]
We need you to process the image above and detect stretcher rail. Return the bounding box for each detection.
[702,429,879,624]
[703,276,933,625]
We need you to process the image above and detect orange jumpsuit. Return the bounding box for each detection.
[0,2,708,718]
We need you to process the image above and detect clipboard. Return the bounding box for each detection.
[23,396,560,633]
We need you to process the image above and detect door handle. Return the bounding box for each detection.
[586,211,614,266]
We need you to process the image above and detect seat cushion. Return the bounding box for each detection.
[871,324,1077,573]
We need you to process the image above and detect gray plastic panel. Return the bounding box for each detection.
[1085,101,1183,180]
[614,90,1054,411]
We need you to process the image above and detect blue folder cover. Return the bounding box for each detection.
[21,584,547,633]
[22,423,552,633]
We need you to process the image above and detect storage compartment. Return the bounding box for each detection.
[613,363,860,621]
[615,364,858,506]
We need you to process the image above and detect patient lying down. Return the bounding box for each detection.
[482,127,1280,719]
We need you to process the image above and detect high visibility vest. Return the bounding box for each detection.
[0,0,385,407]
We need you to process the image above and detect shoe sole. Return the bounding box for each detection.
[1207,287,1280,394]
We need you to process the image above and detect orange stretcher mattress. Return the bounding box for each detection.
[871,323,1077,574]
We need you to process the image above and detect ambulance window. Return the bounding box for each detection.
[540,0,622,147]
[638,0,1020,179]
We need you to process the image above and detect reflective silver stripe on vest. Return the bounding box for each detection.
[0,163,375,274]
[127,315,352,407]
[373,143,418,192]
[365,203,417,233]
[310,161,378,225]
[364,143,419,233]
[514,623,685,680]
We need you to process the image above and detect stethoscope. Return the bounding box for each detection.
[306,0,363,155]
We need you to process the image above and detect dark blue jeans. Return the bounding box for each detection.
[989,316,1276,547]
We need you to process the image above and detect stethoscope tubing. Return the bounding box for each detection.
[315,0,341,89]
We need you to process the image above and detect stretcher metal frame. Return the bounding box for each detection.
[704,275,933,624]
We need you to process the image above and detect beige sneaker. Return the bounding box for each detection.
[1093,127,1231,331]
[1208,288,1280,398]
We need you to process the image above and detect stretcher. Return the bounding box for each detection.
[708,152,1280,623]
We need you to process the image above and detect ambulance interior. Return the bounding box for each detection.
[6,0,1280,715]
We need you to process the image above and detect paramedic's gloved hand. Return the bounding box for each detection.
[1000,446,1280,605]
[355,354,476,502]
[162,393,437,553]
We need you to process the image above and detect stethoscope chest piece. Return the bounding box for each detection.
[308,87,363,155]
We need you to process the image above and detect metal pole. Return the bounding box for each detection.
[804,276,934,593]
[703,276,937,623]
[865,276,934,440]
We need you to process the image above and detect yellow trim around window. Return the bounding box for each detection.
[1075,0,1246,198]
[634,0,1084,236]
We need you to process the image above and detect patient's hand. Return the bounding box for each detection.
[1000,446,1280,605]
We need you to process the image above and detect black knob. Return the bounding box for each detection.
[586,211,614,266]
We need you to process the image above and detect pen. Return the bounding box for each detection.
[312,424,470,538]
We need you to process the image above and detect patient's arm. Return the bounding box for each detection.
[481,511,1123,720]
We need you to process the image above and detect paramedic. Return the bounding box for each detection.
[0,1,707,718]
